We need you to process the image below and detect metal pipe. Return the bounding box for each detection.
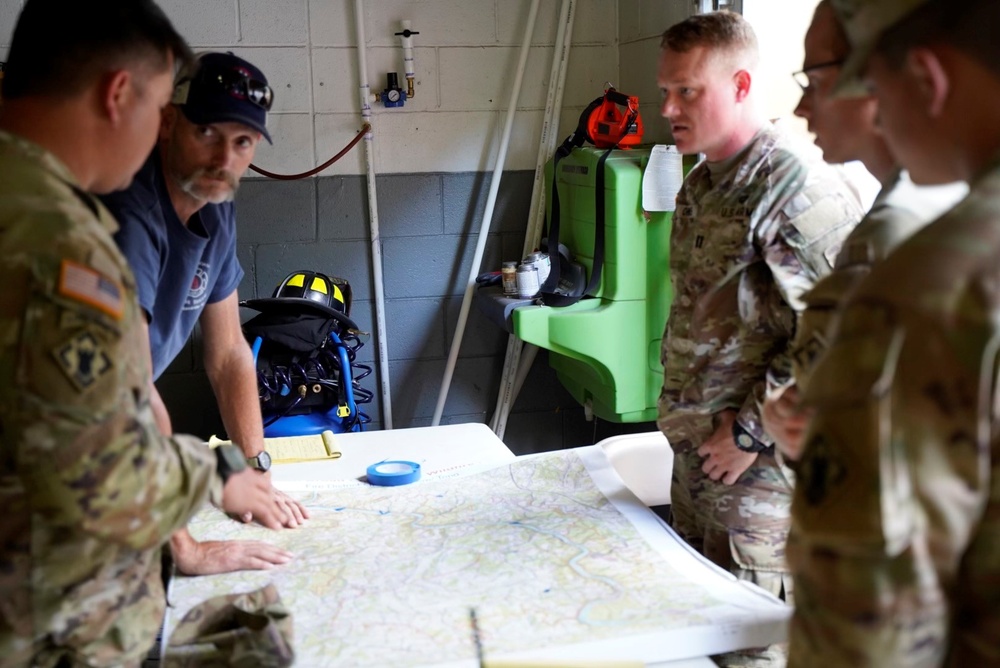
[491,0,577,438]
[432,0,542,426]
[354,0,394,429]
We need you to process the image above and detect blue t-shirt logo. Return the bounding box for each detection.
[184,262,211,311]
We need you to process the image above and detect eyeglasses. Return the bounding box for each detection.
[792,58,845,93]
[199,67,274,111]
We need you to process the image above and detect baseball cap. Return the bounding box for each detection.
[172,51,273,143]
[831,0,931,96]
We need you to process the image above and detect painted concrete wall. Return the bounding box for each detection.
[0,0,823,453]
[165,0,622,177]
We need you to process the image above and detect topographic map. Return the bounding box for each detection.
[163,448,790,666]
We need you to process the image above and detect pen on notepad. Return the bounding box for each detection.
[469,607,484,668]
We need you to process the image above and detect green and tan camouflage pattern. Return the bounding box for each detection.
[0,130,225,667]
[657,123,863,580]
[165,584,294,667]
[829,0,932,95]
[789,170,964,392]
[788,159,1000,666]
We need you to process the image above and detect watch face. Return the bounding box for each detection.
[249,450,272,471]
[257,450,272,471]
[737,433,755,449]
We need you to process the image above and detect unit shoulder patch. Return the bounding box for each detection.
[52,331,113,391]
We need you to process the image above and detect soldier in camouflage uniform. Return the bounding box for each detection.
[0,2,286,665]
[760,0,966,461]
[788,0,1000,665]
[655,14,863,664]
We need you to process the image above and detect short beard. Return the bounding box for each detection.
[178,168,240,204]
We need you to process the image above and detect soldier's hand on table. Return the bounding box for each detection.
[174,539,294,576]
[698,412,757,485]
[222,469,285,530]
[762,385,813,461]
[237,471,310,528]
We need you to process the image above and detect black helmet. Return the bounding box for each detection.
[242,270,359,333]
[272,271,351,316]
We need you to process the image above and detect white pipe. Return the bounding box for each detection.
[523,0,576,257]
[510,344,538,408]
[354,0,394,429]
[491,0,576,438]
[399,19,416,98]
[432,0,542,426]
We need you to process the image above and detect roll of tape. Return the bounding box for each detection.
[366,460,421,486]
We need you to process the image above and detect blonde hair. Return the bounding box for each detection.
[661,10,759,71]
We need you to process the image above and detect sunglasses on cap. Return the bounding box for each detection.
[196,66,274,111]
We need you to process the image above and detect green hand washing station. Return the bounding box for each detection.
[513,147,674,423]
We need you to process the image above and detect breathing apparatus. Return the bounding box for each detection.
[242,271,372,435]
[578,85,643,149]
[538,85,644,307]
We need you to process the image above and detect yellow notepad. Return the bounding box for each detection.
[208,430,341,464]
[482,661,644,667]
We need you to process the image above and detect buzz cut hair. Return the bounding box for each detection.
[660,10,760,70]
[2,0,194,101]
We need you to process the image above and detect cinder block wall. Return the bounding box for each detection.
[0,0,684,453]
[0,1,817,452]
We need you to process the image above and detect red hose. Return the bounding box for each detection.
[248,123,371,180]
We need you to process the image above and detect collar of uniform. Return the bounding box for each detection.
[870,166,904,210]
[0,129,119,234]
[968,148,1000,190]
[0,129,83,189]
[705,124,776,189]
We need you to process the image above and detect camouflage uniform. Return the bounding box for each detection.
[0,131,225,667]
[787,158,1000,667]
[165,584,294,668]
[657,122,863,601]
[789,171,966,391]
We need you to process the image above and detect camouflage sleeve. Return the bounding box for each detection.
[9,239,224,551]
[766,184,858,310]
[737,352,792,447]
[787,301,990,666]
[739,185,860,443]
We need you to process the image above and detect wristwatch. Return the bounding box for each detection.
[215,444,248,483]
[732,421,767,454]
[247,450,272,472]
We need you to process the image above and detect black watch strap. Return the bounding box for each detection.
[732,421,768,453]
[215,444,248,483]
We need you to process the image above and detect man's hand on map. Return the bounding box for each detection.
[237,471,310,528]
[171,531,294,575]
[697,410,757,485]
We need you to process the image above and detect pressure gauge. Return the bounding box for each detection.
[387,89,401,103]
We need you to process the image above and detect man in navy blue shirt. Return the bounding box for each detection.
[102,52,307,575]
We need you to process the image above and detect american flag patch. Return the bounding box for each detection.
[57,259,124,320]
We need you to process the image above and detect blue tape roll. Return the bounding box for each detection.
[366,460,421,486]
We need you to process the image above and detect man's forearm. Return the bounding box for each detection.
[206,344,266,457]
